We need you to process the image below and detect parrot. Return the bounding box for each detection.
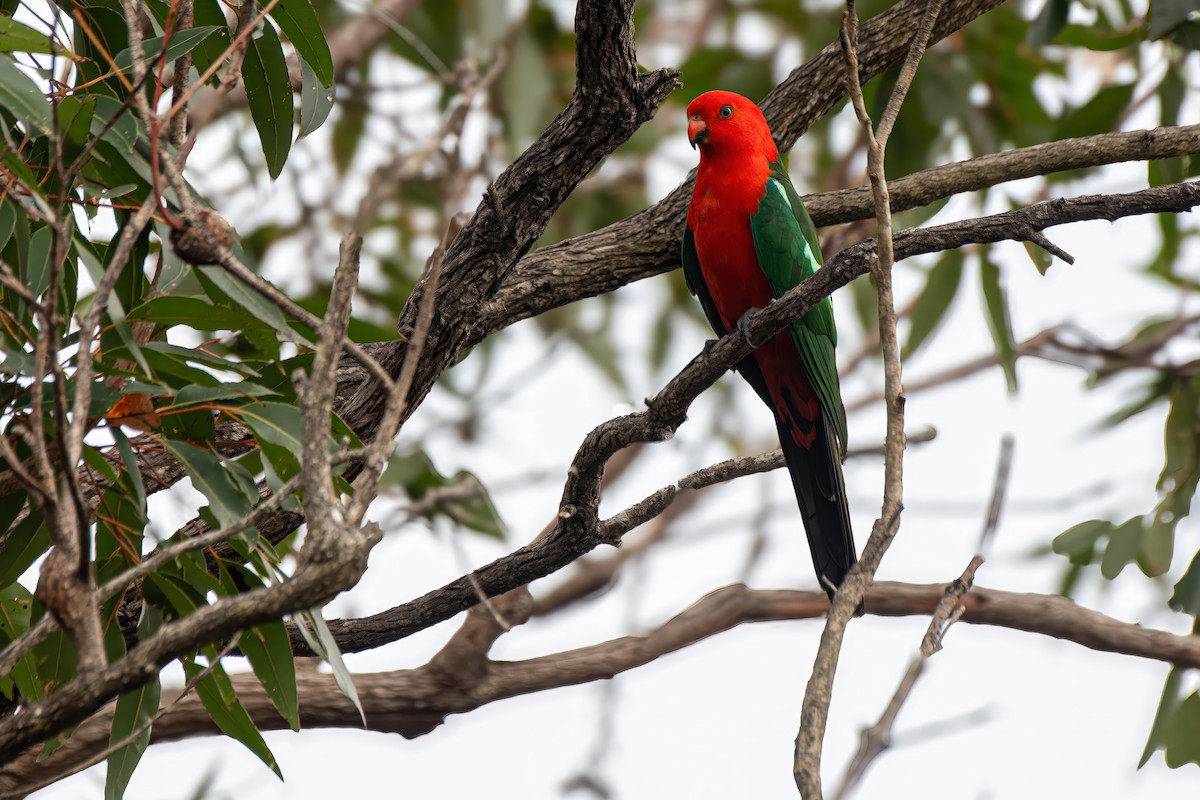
[682,90,857,602]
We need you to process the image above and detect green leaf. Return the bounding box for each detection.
[112,25,222,73]
[298,57,335,138]
[127,295,253,331]
[1026,0,1069,46]
[1166,691,1200,767]
[33,626,77,697]
[980,252,1018,392]
[242,22,293,179]
[195,265,290,333]
[1100,516,1143,579]
[90,94,143,154]
[1138,517,1174,577]
[381,450,507,539]
[58,94,95,148]
[1141,667,1184,767]
[1168,20,1200,49]
[1021,240,1054,275]
[24,224,54,304]
[0,506,48,587]
[0,15,59,54]
[169,381,278,408]
[164,440,255,529]
[902,250,963,359]
[1170,550,1200,614]
[185,656,282,778]
[1150,0,1196,38]
[1052,519,1111,565]
[0,582,40,703]
[105,606,163,800]
[239,621,299,731]
[236,401,303,456]
[0,54,52,135]
[301,608,365,727]
[270,0,333,87]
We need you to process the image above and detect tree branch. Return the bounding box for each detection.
[276,181,1200,658]
[479,123,1200,340]
[6,580,1199,793]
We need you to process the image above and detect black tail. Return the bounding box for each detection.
[776,413,856,604]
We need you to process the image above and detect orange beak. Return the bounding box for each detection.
[688,118,708,149]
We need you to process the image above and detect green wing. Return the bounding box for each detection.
[749,161,847,454]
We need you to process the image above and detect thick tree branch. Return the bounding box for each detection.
[479,122,1200,339]
[6,580,1199,793]
[333,0,679,443]
[477,0,999,338]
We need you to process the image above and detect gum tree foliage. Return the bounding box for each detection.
[0,0,1197,795]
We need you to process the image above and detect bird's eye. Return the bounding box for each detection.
[719,104,734,119]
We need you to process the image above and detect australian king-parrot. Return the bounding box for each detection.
[683,90,857,601]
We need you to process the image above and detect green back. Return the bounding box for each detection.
[749,161,847,453]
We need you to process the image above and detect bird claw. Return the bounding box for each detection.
[700,338,719,369]
[736,311,761,348]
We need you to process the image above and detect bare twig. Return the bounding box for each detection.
[835,434,1014,798]
[794,0,938,790]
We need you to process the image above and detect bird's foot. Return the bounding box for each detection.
[700,338,719,370]
[736,310,762,348]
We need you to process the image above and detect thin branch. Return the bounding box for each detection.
[835,433,1014,798]
[795,0,922,790]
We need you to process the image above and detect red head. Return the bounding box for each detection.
[686,90,778,164]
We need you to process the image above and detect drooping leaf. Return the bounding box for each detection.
[381,450,507,539]
[0,506,48,587]
[298,57,336,138]
[104,606,163,800]
[1170,551,1200,615]
[0,582,40,702]
[1052,519,1112,566]
[242,22,293,179]
[903,250,963,359]
[301,608,366,727]
[164,440,256,529]
[0,54,52,135]
[269,0,333,87]
[239,621,299,731]
[185,656,283,778]
[1100,516,1143,579]
[1165,691,1200,768]
[980,251,1018,392]
[195,265,290,333]
[1141,666,1184,767]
